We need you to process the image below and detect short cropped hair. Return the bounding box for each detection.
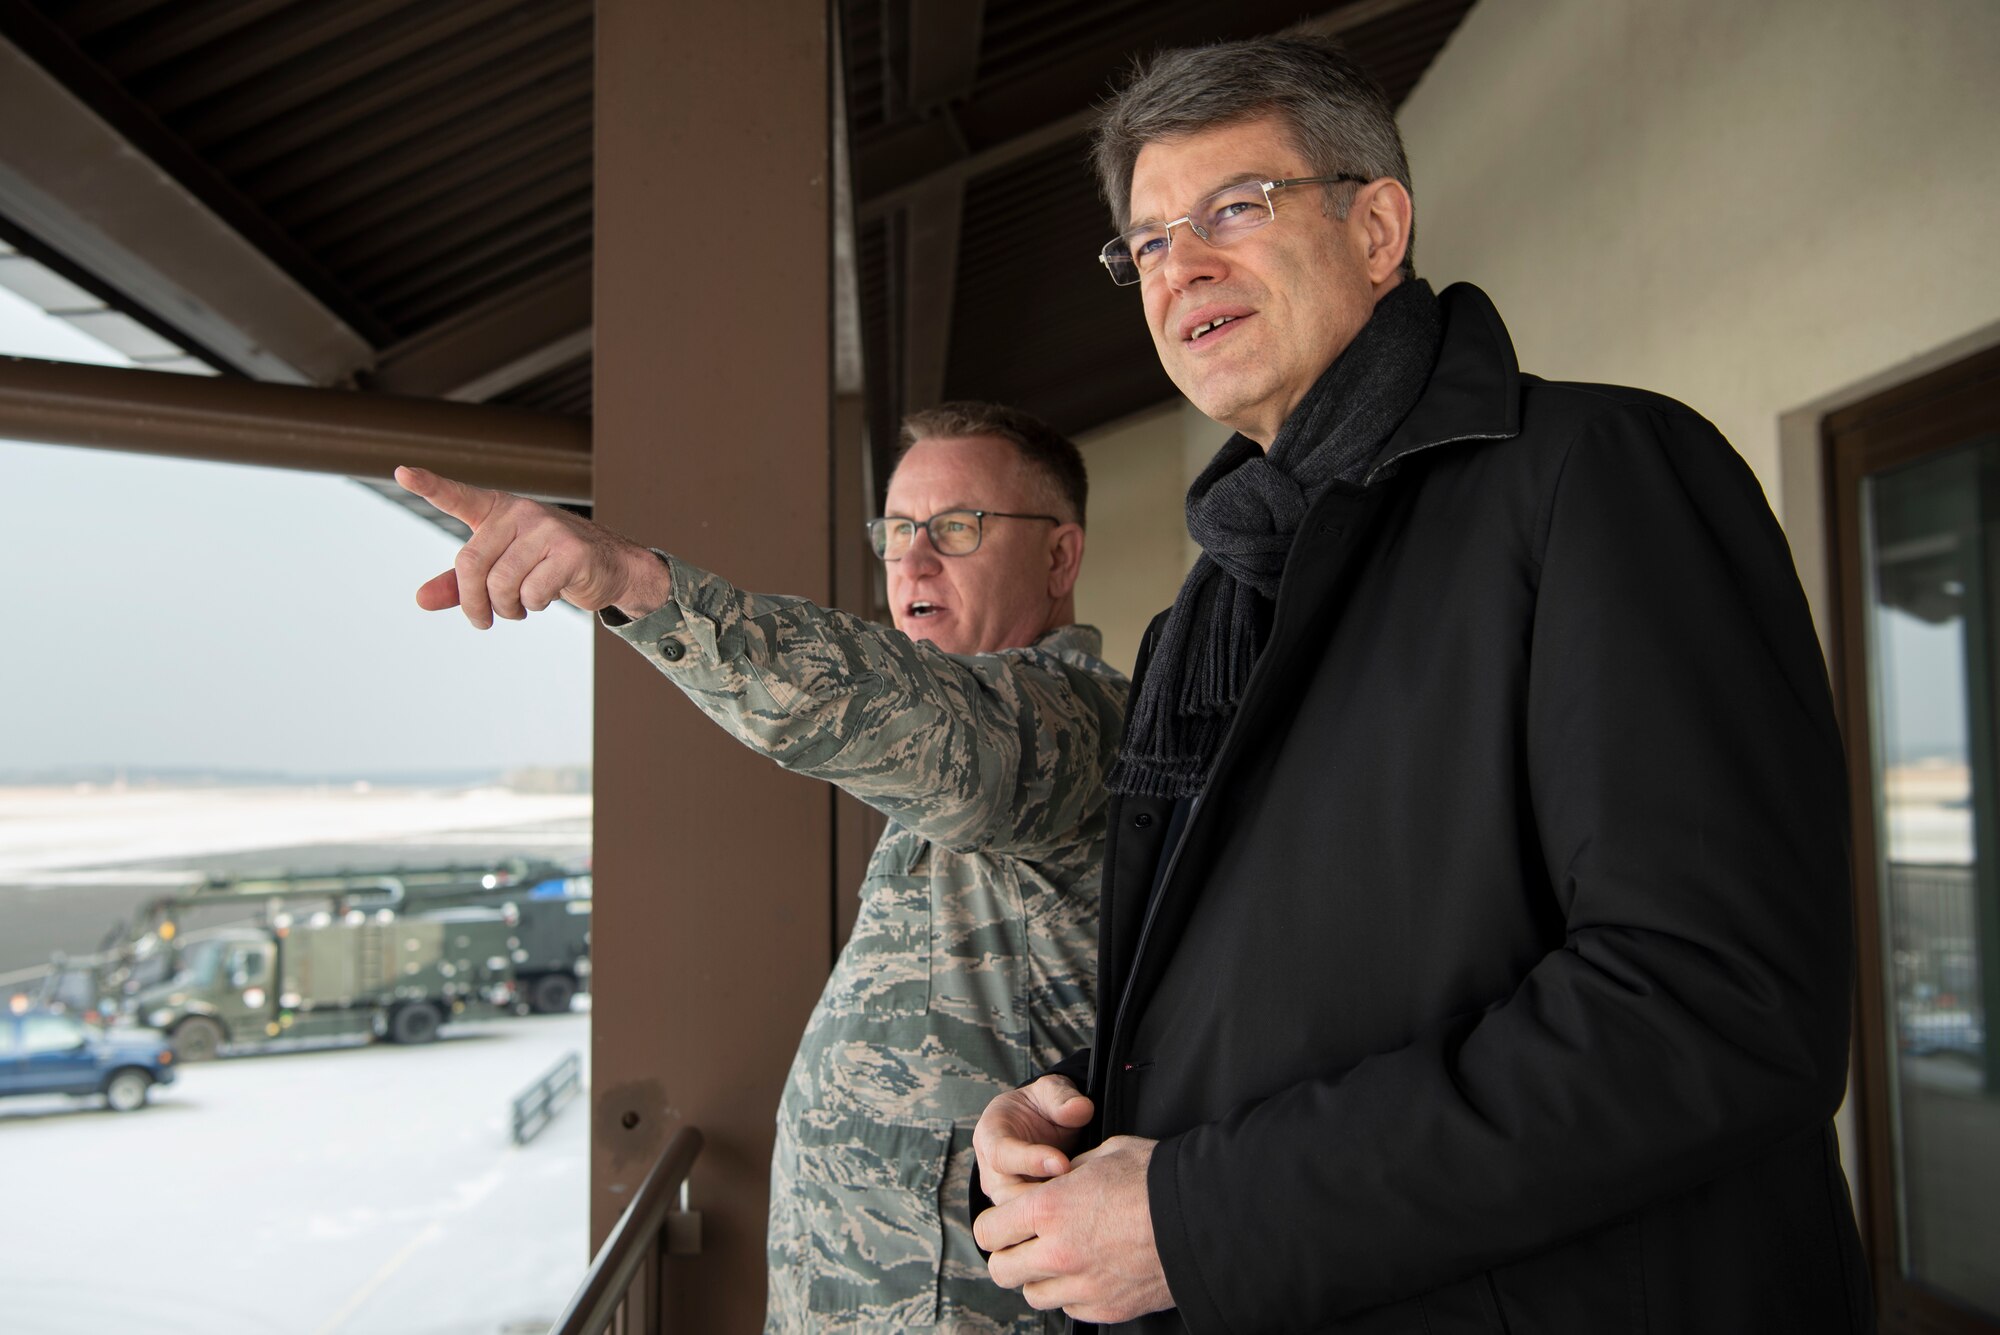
[1091,35,1417,280]
[899,401,1089,529]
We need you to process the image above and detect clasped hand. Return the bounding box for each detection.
[971,1075,1173,1323]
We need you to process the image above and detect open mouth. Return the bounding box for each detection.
[907,601,943,619]
[1187,314,1244,341]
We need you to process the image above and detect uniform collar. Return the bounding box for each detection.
[1034,622,1104,658]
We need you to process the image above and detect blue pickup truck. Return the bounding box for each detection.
[0,1007,177,1112]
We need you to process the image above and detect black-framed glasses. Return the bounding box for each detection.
[1098,174,1369,285]
[867,509,1060,560]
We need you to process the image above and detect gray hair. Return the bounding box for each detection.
[1091,35,1417,280]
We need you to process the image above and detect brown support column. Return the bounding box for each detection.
[593,3,833,1331]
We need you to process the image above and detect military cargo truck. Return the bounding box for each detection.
[148,860,592,1015]
[127,909,516,1060]
[434,870,592,1013]
[305,861,593,1013]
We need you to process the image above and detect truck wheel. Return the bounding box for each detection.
[173,1016,224,1062]
[529,974,576,1014]
[391,1003,442,1045]
[104,1069,152,1112]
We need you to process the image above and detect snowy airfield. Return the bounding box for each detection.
[0,784,596,1334]
[0,783,592,883]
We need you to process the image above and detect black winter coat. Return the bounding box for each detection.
[1082,285,1871,1334]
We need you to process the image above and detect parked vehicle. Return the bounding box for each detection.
[140,859,592,1015]
[125,909,517,1060]
[22,859,586,1058]
[18,952,120,1026]
[445,870,592,1014]
[0,1005,175,1112]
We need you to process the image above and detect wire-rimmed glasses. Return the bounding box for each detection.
[1098,174,1368,285]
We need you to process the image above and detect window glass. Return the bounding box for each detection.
[21,1014,87,1053]
[0,284,595,1331]
[1862,437,2000,1319]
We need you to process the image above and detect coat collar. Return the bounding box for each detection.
[1364,281,1521,484]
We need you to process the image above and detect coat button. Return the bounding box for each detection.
[658,639,686,662]
[1133,812,1153,828]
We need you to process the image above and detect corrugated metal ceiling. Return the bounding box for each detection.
[1,0,1474,447]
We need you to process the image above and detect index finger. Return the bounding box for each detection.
[395,465,500,530]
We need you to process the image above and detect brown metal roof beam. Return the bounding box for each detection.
[856,0,1440,221]
[858,106,1095,221]
[0,29,375,384]
[366,257,591,404]
[0,355,591,503]
[857,0,1433,210]
[0,4,390,349]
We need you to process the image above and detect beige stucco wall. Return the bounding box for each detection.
[1073,398,1233,674]
[1398,0,2000,637]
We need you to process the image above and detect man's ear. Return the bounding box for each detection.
[1048,524,1085,601]
[1354,178,1413,287]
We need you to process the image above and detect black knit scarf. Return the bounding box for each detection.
[1108,279,1442,800]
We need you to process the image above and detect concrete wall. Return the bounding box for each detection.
[1073,399,1232,673]
[1398,0,2000,642]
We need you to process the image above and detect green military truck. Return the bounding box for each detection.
[160,860,593,1015]
[126,909,517,1060]
[441,868,592,1014]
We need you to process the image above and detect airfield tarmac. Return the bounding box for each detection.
[0,784,595,1335]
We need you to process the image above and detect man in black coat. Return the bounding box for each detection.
[970,34,1871,1335]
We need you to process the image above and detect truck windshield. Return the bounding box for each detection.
[173,941,223,987]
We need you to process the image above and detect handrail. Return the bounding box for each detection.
[548,1124,704,1335]
[512,1050,583,1145]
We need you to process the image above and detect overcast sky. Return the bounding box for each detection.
[0,286,593,777]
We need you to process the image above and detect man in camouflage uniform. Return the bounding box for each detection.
[396,401,1128,1333]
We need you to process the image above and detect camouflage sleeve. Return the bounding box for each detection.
[601,555,1128,857]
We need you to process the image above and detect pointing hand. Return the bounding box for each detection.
[395,465,669,628]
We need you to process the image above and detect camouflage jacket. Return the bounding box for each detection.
[606,556,1128,1334]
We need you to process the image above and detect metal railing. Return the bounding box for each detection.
[548,1125,704,1335]
[512,1050,583,1146]
[1887,862,1987,1059]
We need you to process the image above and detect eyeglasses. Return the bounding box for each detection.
[867,509,1060,560]
[1098,174,1368,285]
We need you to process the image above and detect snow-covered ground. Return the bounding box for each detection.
[0,1012,593,1335]
[0,786,593,883]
